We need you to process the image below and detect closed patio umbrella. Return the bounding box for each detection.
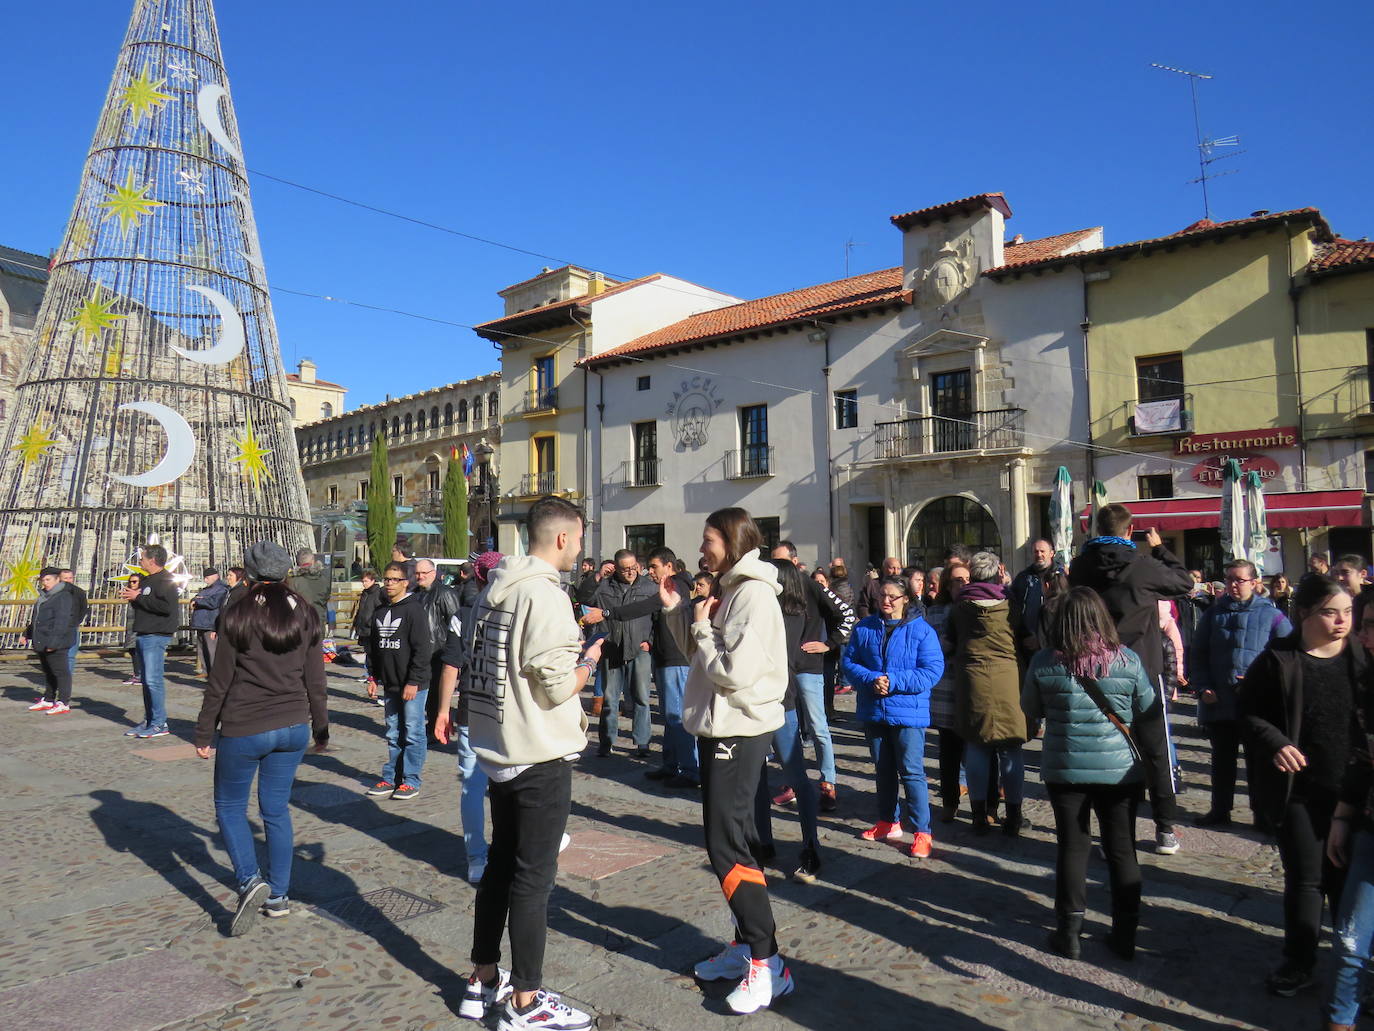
[1219,458,1246,561]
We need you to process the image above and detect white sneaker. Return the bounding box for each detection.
[693,941,750,981]
[497,988,593,1030]
[726,955,794,1014]
[45,701,71,715]
[28,699,54,711]
[457,967,512,1020]
[559,833,571,854]
[467,860,486,885]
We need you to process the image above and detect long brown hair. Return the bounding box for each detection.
[704,507,764,575]
[221,581,321,654]
[1049,587,1122,678]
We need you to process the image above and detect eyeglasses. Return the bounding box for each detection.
[382,576,406,583]
[1224,576,1255,585]
[880,594,905,603]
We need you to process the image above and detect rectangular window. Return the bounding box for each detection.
[1367,330,1374,413]
[327,484,338,506]
[739,404,769,475]
[834,389,858,429]
[1138,473,1174,500]
[428,470,440,492]
[624,524,664,560]
[633,421,658,485]
[755,517,781,551]
[358,479,368,500]
[1365,450,1374,493]
[930,369,973,451]
[1136,353,1184,402]
[392,475,403,502]
[533,435,555,475]
[637,375,651,391]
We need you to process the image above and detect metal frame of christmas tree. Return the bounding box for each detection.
[0,0,312,617]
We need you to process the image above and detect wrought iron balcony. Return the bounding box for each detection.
[724,445,775,479]
[875,408,1026,459]
[519,471,558,495]
[523,387,558,414]
[633,458,660,486]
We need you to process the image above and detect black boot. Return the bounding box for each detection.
[1002,802,1023,837]
[1104,909,1138,960]
[970,801,991,836]
[1047,911,1084,959]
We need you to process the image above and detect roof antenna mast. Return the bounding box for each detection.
[1150,63,1243,220]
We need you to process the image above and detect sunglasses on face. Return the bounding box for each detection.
[382,577,406,583]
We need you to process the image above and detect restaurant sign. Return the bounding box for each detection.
[1190,452,1282,489]
[1174,426,1298,456]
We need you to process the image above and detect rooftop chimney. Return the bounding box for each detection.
[1009,233,1025,245]
[1250,209,1270,217]
[297,357,316,383]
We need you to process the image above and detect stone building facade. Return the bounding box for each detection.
[0,245,49,450]
[285,358,347,425]
[294,371,502,570]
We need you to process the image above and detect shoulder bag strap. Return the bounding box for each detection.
[1076,673,1143,764]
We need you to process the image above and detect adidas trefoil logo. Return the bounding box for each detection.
[377,611,403,639]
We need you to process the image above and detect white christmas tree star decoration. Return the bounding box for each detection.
[166,60,198,84]
[176,167,206,194]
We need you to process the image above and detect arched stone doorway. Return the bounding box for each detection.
[905,496,1001,570]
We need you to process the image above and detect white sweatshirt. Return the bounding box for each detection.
[662,551,787,740]
[466,555,588,767]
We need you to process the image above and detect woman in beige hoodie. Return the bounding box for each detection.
[660,507,793,1016]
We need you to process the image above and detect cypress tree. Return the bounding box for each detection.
[442,454,469,558]
[365,433,396,569]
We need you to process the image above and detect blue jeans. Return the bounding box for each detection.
[382,690,428,788]
[136,634,171,729]
[213,722,309,897]
[864,722,930,834]
[1328,828,1374,1024]
[795,672,836,783]
[655,665,697,776]
[457,724,488,867]
[964,741,1024,805]
[599,651,652,749]
[67,640,79,679]
[756,709,819,849]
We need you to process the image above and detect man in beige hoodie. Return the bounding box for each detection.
[459,496,602,1031]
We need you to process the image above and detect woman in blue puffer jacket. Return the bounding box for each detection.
[842,576,944,859]
[1022,586,1158,964]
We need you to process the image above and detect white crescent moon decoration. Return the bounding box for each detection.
[196,84,243,163]
[233,191,266,276]
[170,284,245,365]
[109,401,196,487]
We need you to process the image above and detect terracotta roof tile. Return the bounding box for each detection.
[985,208,1331,277]
[474,275,660,333]
[582,267,905,367]
[1310,238,1374,275]
[286,373,345,389]
[997,228,1101,269]
[891,193,1013,230]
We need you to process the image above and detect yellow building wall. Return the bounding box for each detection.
[1087,226,1309,446]
[497,325,586,498]
[1299,267,1374,439]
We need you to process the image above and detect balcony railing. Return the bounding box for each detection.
[875,408,1025,459]
[523,387,558,414]
[519,471,558,495]
[1128,393,1193,436]
[633,457,660,486]
[725,445,775,479]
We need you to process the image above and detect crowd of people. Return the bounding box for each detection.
[15,502,1374,1029]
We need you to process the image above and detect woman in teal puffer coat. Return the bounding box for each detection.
[1022,586,1158,964]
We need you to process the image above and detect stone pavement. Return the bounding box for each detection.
[0,654,1331,1030]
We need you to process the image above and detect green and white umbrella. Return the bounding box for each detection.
[1219,458,1246,561]
[1244,470,1269,573]
[1049,466,1073,569]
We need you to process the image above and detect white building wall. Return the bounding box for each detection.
[588,277,739,356]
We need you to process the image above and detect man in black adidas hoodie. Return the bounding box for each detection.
[364,561,434,800]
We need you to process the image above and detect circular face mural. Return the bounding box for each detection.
[665,376,723,452]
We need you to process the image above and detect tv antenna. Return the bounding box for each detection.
[1151,63,1243,220]
[844,238,868,277]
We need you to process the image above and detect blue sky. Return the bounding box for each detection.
[3,0,1370,407]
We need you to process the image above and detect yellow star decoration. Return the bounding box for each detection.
[230,414,273,490]
[108,560,146,586]
[118,66,172,124]
[103,338,127,377]
[71,290,127,343]
[11,422,59,467]
[0,541,43,601]
[99,170,163,236]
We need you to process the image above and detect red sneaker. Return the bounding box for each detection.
[771,786,796,806]
[908,832,933,858]
[859,821,902,841]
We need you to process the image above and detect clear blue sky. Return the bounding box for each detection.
[3,0,1370,407]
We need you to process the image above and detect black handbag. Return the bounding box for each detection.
[1076,674,1143,766]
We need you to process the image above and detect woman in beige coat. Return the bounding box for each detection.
[949,551,1029,835]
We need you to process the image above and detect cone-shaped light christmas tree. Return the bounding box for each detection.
[0,0,312,599]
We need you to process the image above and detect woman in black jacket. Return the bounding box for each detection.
[195,543,329,936]
[1240,573,1365,997]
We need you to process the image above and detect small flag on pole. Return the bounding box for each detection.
[461,443,474,479]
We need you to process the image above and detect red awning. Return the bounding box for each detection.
[1085,490,1367,532]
